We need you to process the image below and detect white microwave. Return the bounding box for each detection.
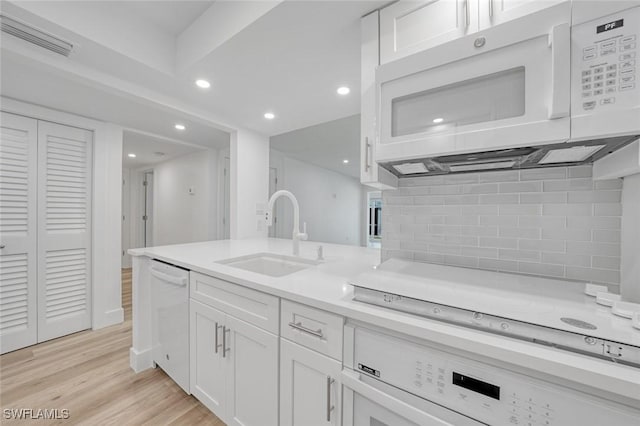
[374,2,640,174]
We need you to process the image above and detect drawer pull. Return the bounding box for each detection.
[214,322,223,354]
[288,321,323,338]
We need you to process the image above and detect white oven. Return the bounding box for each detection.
[374,2,640,165]
[342,323,640,426]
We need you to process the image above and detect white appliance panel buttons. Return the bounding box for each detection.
[619,52,636,61]
[601,47,616,56]
[583,101,596,110]
[620,82,636,91]
[620,35,636,44]
[606,87,616,93]
[601,40,616,49]
[583,52,597,61]
[601,97,615,105]
[621,43,637,51]
[594,89,603,96]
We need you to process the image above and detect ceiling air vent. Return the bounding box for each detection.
[1,14,73,57]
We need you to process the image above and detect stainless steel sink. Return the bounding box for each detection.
[217,253,320,277]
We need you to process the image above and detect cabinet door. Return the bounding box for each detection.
[360,11,398,189]
[225,314,278,426]
[190,300,227,417]
[0,112,38,354]
[280,339,342,426]
[380,0,477,64]
[479,0,566,29]
[37,121,92,342]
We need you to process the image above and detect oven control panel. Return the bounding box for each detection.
[352,326,640,426]
[572,6,639,112]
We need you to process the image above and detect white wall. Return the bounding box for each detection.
[150,150,219,246]
[270,149,366,246]
[230,128,270,239]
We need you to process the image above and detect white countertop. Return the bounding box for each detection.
[130,238,640,404]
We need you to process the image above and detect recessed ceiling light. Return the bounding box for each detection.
[433,117,444,124]
[337,86,350,95]
[195,79,210,89]
[264,112,275,120]
[175,124,186,130]
[128,153,136,158]
[343,159,349,164]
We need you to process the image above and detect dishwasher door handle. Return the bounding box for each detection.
[149,268,188,286]
[341,370,455,426]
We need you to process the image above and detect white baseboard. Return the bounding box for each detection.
[93,307,124,330]
[129,347,154,373]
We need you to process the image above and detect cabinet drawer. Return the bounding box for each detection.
[190,271,279,334]
[281,300,343,360]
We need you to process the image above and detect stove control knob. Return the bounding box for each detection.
[584,336,597,345]
[500,322,509,330]
[433,307,441,314]
[473,312,483,320]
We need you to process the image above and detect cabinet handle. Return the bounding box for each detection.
[288,321,323,339]
[326,376,335,422]
[465,0,470,28]
[214,322,223,354]
[222,326,230,358]
[364,137,371,172]
[488,0,493,18]
[0,244,5,249]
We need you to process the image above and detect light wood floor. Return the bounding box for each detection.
[0,268,224,425]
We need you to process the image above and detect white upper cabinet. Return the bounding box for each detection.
[360,11,398,189]
[479,0,567,29]
[380,0,477,64]
[380,0,569,64]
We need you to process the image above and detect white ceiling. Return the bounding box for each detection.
[119,1,214,36]
[0,50,231,149]
[270,114,360,178]
[123,131,206,169]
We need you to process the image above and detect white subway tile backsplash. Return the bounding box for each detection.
[594,203,622,216]
[542,203,592,216]
[592,256,620,270]
[499,249,541,261]
[479,237,518,249]
[567,165,592,178]
[520,168,567,181]
[479,258,519,272]
[480,216,518,227]
[479,193,519,204]
[382,165,622,284]
[520,192,567,204]
[567,190,621,204]
[543,178,593,192]
[499,181,542,193]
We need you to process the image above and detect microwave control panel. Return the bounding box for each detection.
[573,6,638,112]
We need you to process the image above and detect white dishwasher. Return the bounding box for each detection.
[150,260,190,393]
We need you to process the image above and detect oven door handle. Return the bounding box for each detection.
[548,22,570,119]
[341,370,455,426]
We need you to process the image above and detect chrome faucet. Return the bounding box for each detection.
[265,190,308,256]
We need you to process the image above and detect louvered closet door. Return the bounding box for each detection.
[37,121,92,342]
[0,112,38,354]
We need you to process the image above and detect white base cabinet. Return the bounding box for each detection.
[190,299,278,426]
[280,338,342,426]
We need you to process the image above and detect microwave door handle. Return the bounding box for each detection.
[548,23,570,119]
[340,370,455,426]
